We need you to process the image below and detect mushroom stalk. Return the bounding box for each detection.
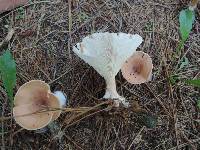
[103,76,128,107]
[103,76,119,99]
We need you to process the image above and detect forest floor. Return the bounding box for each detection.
[0,0,200,149]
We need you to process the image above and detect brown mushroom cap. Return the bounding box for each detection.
[14,80,50,106]
[13,80,62,130]
[13,103,52,130]
[48,93,62,121]
[121,51,153,84]
[0,0,28,14]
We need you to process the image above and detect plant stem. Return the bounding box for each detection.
[176,39,185,56]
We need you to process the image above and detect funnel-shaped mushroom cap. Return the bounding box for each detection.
[121,51,153,84]
[13,80,62,130]
[72,32,143,107]
[73,32,143,79]
[13,103,52,130]
[14,80,50,106]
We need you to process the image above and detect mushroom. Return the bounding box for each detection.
[73,32,143,107]
[121,51,153,84]
[13,80,66,130]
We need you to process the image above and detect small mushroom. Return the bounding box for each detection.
[121,51,153,84]
[73,32,143,107]
[13,80,66,130]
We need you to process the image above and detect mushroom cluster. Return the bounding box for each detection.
[73,32,153,107]
[13,80,66,130]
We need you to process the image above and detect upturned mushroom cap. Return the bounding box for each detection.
[13,80,62,130]
[121,51,153,84]
[13,103,53,130]
[14,80,50,106]
[73,32,143,79]
[72,32,143,106]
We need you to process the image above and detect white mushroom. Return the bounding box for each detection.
[73,32,143,107]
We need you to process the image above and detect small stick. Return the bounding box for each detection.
[127,126,145,150]
[62,101,113,130]
[145,84,172,118]
[189,0,199,10]
[0,28,15,49]
[1,104,5,149]
[0,101,112,121]
[68,0,72,60]
[64,135,84,150]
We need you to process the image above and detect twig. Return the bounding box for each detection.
[169,138,200,150]
[189,0,199,10]
[0,28,15,49]
[127,126,145,150]
[1,104,5,150]
[0,102,112,122]
[36,13,45,41]
[64,135,84,150]
[62,101,113,130]
[68,0,72,60]
[12,128,24,137]
[65,106,111,130]
[174,110,179,150]
[144,84,172,118]
[112,123,125,149]
[48,68,73,85]
[181,131,197,150]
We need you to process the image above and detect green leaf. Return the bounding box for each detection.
[138,113,157,128]
[179,56,189,70]
[197,99,200,109]
[169,74,180,85]
[78,12,89,22]
[144,21,153,32]
[144,114,157,128]
[185,79,200,87]
[16,7,25,20]
[179,8,195,42]
[0,50,16,107]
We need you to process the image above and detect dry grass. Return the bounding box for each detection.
[0,0,200,149]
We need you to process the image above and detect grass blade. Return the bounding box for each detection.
[185,79,200,87]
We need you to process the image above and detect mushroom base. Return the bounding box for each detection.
[103,77,129,107]
[103,90,129,107]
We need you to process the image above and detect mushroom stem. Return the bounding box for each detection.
[103,76,129,107]
[103,76,119,99]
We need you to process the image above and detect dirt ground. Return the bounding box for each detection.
[0,0,200,149]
